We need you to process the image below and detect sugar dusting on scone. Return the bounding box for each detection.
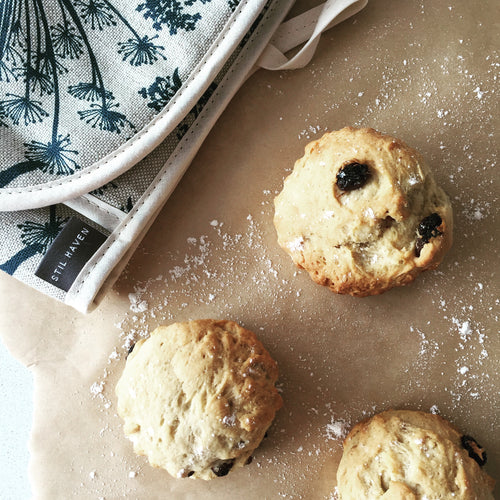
[115,319,283,480]
[274,127,453,296]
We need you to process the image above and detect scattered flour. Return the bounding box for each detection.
[82,5,499,496]
[325,418,350,442]
[90,381,104,396]
[128,292,148,313]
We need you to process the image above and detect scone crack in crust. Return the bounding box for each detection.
[115,319,283,480]
[336,410,495,500]
[274,127,453,296]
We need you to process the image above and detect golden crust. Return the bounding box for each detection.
[274,127,453,296]
[337,410,495,499]
[115,319,282,480]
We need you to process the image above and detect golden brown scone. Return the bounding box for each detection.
[115,319,283,480]
[336,410,495,499]
[273,127,453,296]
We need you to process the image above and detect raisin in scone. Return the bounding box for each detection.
[115,319,283,480]
[336,410,495,499]
[274,127,453,296]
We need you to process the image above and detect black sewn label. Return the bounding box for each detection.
[35,217,107,292]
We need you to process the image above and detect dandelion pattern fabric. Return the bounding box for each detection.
[0,0,294,311]
[0,0,241,189]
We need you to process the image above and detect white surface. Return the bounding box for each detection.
[0,341,32,500]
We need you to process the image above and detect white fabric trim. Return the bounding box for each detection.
[65,0,296,312]
[257,0,368,70]
[64,195,126,233]
[0,0,268,212]
[3,0,369,312]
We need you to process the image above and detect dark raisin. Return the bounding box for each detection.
[187,471,194,477]
[336,162,371,191]
[418,213,442,241]
[461,435,487,466]
[245,456,253,465]
[126,343,135,358]
[211,459,235,477]
[415,213,442,257]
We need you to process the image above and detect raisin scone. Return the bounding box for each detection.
[115,319,283,480]
[336,410,495,499]
[273,127,453,296]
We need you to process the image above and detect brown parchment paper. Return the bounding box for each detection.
[0,0,498,498]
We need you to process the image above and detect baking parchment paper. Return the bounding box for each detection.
[0,0,498,498]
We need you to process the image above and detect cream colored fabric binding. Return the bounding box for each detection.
[66,0,369,312]
[258,0,368,70]
[0,0,368,313]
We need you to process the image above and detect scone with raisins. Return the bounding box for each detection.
[274,127,453,296]
[336,410,495,499]
[115,319,282,480]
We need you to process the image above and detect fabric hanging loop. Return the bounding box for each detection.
[257,0,368,70]
[0,0,369,313]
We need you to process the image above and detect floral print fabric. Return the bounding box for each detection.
[0,0,240,190]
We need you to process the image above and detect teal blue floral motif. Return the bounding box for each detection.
[138,0,242,33]
[0,134,78,185]
[75,0,117,30]
[68,82,113,102]
[138,68,182,111]
[78,100,134,133]
[0,206,69,275]
[51,22,84,59]
[25,135,79,175]
[137,0,206,35]
[0,93,48,125]
[118,34,165,66]
[0,0,170,187]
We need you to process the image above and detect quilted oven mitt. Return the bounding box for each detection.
[0,0,367,312]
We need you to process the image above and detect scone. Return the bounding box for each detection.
[273,127,453,296]
[336,410,495,499]
[115,319,283,480]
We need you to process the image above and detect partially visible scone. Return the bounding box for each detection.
[336,410,495,499]
[273,127,453,296]
[115,319,283,480]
